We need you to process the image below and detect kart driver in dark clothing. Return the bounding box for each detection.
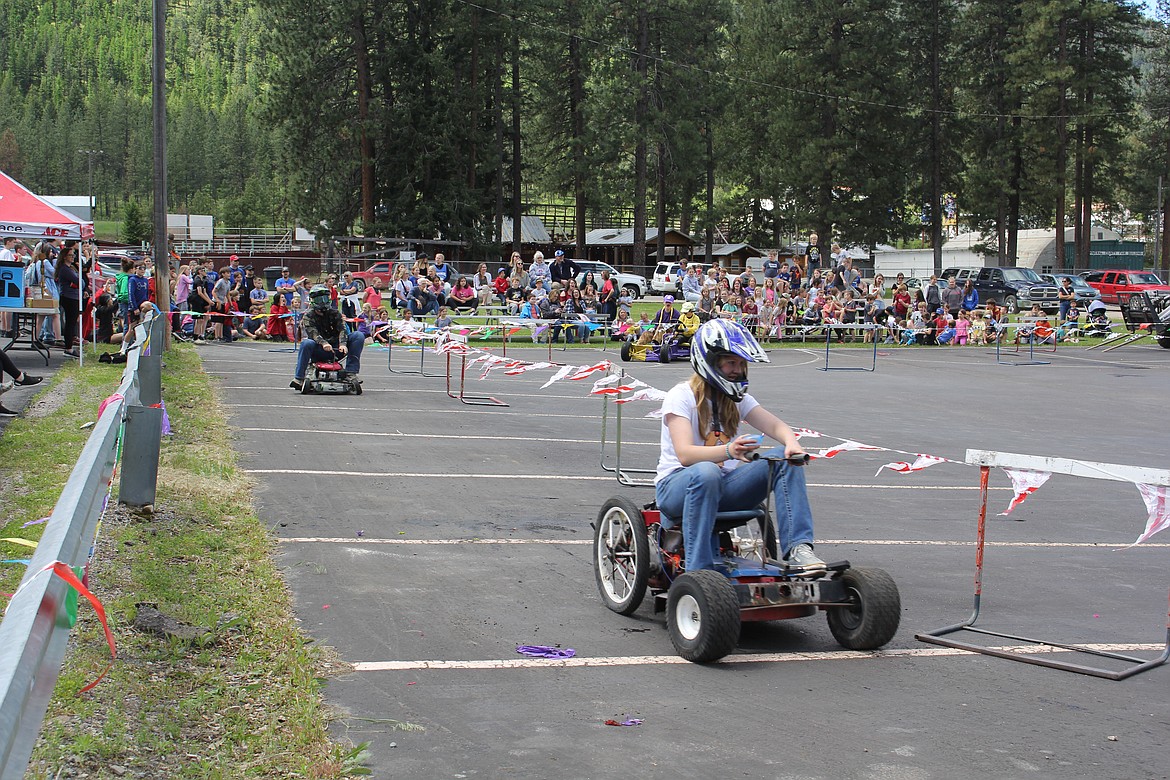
[291,285,365,390]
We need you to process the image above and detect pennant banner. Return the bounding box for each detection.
[876,454,949,476]
[811,440,883,460]
[1130,483,1170,545]
[998,468,1052,516]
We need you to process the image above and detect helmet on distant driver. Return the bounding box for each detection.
[309,284,331,308]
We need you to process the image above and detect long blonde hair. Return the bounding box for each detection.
[688,374,739,441]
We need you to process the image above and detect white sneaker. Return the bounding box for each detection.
[784,543,827,572]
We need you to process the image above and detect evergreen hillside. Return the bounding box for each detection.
[0,0,279,228]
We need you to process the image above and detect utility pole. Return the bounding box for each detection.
[77,149,102,221]
[1156,176,1163,273]
[152,0,171,349]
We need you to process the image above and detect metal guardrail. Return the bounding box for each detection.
[0,313,163,779]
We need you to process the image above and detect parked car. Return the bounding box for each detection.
[651,261,707,294]
[652,262,685,294]
[1038,273,1100,305]
[967,266,1056,313]
[350,261,396,290]
[1084,269,1170,305]
[574,260,647,298]
[939,267,979,285]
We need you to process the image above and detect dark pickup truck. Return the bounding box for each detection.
[942,266,1058,313]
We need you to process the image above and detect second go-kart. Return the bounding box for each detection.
[300,360,362,395]
[592,454,901,663]
[620,324,692,363]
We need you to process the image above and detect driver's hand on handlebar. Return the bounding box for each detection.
[337,344,348,355]
[784,442,807,460]
[322,343,334,352]
[729,434,762,462]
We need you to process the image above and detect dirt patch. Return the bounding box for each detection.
[23,376,75,419]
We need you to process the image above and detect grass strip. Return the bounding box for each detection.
[0,345,361,778]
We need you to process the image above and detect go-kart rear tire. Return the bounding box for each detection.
[620,341,632,362]
[594,497,650,615]
[1158,335,1170,349]
[352,383,363,395]
[667,570,741,663]
[300,379,314,395]
[826,567,901,650]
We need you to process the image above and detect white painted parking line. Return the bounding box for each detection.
[238,427,657,447]
[349,643,1167,672]
[279,536,1169,548]
[220,386,605,401]
[246,468,1003,489]
[228,403,643,421]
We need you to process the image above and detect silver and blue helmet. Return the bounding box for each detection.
[690,319,769,401]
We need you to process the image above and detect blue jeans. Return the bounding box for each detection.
[294,333,365,380]
[655,447,815,572]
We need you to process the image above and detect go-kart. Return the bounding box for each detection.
[592,453,901,663]
[619,323,693,363]
[300,360,362,395]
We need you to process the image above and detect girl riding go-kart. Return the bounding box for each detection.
[656,319,825,574]
[593,319,901,662]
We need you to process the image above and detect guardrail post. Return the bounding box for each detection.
[119,405,162,508]
[138,317,163,406]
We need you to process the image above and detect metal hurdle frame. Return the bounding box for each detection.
[994,318,1054,366]
[444,349,508,407]
[818,323,879,372]
[916,449,1170,680]
[386,329,445,377]
[598,373,656,487]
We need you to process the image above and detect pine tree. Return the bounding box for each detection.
[120,200,152,245]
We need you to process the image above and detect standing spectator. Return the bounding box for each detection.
[55,242,83,357]
[1057,277,1075,321]
[682,265,703,303]
[189,266,212,341]
[338,271,361,323]
[173,264,192,333]
[943,276,964,318]
[925,274,942,313]
[433,253,454,285]
[803,232,823,275]
[211,270,232,341]
[275,267,297,306]
[364,278,383,311]
[598,270,617,324]
[249,276,269,309]
[225,255,246,295]
[762,250,781,280]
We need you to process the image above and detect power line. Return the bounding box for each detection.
[451,0,1165,122]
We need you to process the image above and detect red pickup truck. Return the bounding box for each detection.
[349,261,395,291]
[1084,269,1170,305]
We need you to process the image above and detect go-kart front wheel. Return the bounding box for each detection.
[826,567,901,650]
[659,337,673,363]
[593,497,650,615]
[620,341,632,362]
[667,570,741,663]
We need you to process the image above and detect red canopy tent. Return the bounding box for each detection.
[0,169,94,241]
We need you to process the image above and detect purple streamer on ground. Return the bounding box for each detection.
[20,517,49,529]
[516,645,576,659]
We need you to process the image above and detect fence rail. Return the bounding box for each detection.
[0,313,162,780]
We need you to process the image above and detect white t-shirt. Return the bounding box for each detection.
[656,382,759,483]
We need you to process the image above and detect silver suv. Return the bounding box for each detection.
[574,260,647,298]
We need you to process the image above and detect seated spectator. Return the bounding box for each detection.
[448,277,478,312]
[267,297,294,342]
[410,279,440,316]
[363,278,383,311]
[936,314,956,345]
[506,276,526,313]
[610,308,633,341]
[492,267,510,304]
[239,305,267,339]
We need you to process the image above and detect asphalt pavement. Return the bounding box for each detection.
[204,337,1170,780]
